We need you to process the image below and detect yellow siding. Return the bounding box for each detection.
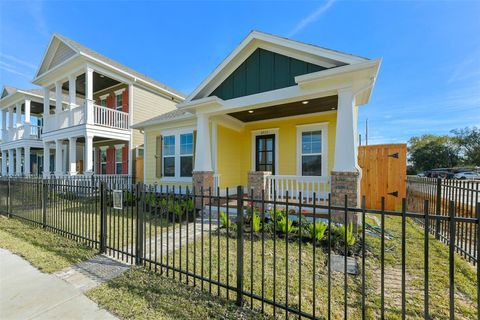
[217,112,337,188]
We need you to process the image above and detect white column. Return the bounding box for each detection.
[16,147,22,176]
[24,99,31,138]
[55,139,63,176]
[8,149,14,176]
[55,80,63,114]
[43,87,50,130]
[43,142,51,177]
[1,150,7,176]
[194,113,213,172]
[68,74,77,109]
[24,146,31,176]
[8,106,14,129]
[68,137,77,175]
[333,88,359,172]
[1,109,6,141]
[127,142,133,176]
[16,103,21,127]
[84,134,94,175]
[85,66,94,125]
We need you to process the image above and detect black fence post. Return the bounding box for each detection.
[435,177,442,239]
[236,185,244,307]
[7,177,11,218]
[42,179,47,228]
[99,182,107,254]
[136,183,144,266]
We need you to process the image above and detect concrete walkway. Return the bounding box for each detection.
[0,248,117,320]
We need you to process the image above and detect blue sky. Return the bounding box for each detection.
[1,0,479,144]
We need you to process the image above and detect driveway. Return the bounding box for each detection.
[0,248,117,320]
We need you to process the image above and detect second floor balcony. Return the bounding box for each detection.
[4,124,43,142]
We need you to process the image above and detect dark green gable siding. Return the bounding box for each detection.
[210,48,326,100]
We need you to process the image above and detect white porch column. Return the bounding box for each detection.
[55,81,63,114]
[8,149,14,176]
[85,66,94,125]
[55,139,63,176]
[127,142,133,176]
[1,150,7,176]
[24,99,31,124]
[8,106,14,129]
[194,113,213,172]
[43,142,51,177]
[84,134,94,175]
[15,103,21,127]
[68,74,77,109]
[16,147,22,176]
[68,137,77,175]
[333,88,359,172]
[24,146,31,176]
[1,109,6,141]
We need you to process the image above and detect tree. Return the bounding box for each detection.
[408,134,460,172]
[451,127,480,166]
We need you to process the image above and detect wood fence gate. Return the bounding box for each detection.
[358,144,407,211]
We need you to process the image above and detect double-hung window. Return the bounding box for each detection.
[100,98,107,107]
[116,93,123,111]
[297,123,328,177]
[100,149,107,174]
[162,130,194,179]
[115,148,123,174]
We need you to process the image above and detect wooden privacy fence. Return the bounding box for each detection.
[358,144,407,211]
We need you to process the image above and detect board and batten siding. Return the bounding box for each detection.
[131,85,178,148]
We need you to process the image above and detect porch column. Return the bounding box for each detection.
[68,74,77,109]
[127,141,133,176]
[193,113,214,203]
[84,134,94,175]
[55,81,63,114]
[16,103,21,127]
[8,149,14,176]
[68,137,77,175]
[55,139,63,176]
[43,142,51,177]
[85,66,94,125]
[1,109,6,141]
[24,146,31,176]
[16,147,22,176]
[24,99,31,138]
[1,150,7,176]
[8,106,14,129]
[43,87,50,129]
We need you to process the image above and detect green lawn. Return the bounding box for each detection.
[0,215,96,273]
[87,268,268,320]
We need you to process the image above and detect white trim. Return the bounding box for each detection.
[212,121,218,172]
[160,126,195,179]
[99,93,109,100]
[296,122,328,177]
[114,88,126,95]
[251,128,279,174]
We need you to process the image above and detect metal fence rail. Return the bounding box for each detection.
[407,176,479,264]
[1,177,479,319]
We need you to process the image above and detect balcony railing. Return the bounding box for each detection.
[3,124,43,143]
[266,175,330,204]
[43,102,129,133]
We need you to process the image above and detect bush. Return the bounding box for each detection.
[333,223,356,247]
[306,222,327,242]
[277,216,296,234]
[251,211,262,232]
[219,211,232,228]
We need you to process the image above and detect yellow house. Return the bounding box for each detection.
[133,31,381,207]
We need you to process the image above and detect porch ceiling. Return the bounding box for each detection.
[61,72,120,96]
[227,94,338,122]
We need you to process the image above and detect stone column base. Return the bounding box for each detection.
[330,171,361,227]
[192,171,214,208]
[247,171,271,201]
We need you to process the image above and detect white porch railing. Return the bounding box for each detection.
[47,174,133,190]
[266,175,330,204]
[94,105,129,130]
[6,124,43,142]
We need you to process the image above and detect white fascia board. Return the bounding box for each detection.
[32,53,83,85]
[131,113,195,129]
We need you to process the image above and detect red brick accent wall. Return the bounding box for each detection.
[122,146,128,174]
[106,94,114,109]
[122,89,129,113]
[106,147,115,174]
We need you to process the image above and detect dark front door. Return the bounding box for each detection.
[255,134,275,174]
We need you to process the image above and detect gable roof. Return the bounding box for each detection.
[184,30,370,103]
[34,34,185,100]
[1,86,17,98]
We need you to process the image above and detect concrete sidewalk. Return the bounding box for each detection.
[0,248,117,320]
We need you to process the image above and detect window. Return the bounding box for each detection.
[100,98,107,107]
[100,149,107,174]
[116,93,123,111]
[180,133,193,177]
[163,135,175,177]
[115,148,123,174]
[297,123,327,177]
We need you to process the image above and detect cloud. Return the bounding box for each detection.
[0,62,32,79]
[287,0,336,37]
[24,0,49,38]
[0,53,37,70]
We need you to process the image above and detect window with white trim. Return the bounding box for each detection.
[297,123,327,177]
[162,135,175,177]
[100,149,107,174]
[100,98,107,107]
[116,93,123,111]
[115,148,123,174]
[180,133,193,177]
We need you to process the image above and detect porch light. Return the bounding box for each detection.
[302,101,309,105]
[99,74,105,78]
[331,107,336,110]
[248,110,254,113]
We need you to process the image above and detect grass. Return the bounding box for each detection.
[87,267,268,320]
[0,215,96,273]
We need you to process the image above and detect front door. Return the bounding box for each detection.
[255,134,275,174]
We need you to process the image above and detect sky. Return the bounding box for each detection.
[1,0,479,144]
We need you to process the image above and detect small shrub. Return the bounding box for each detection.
[251,211,262,232]
[277,216,296,234]
[333,223,356,246]
[306,222,327,242]
[269,208,285,222]
[219,211,232,228]
[182,199,194,212]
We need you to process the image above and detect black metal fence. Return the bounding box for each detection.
[407,177,479,264]
[1,177,479,319]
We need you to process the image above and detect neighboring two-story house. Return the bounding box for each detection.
[1,33,184,180]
